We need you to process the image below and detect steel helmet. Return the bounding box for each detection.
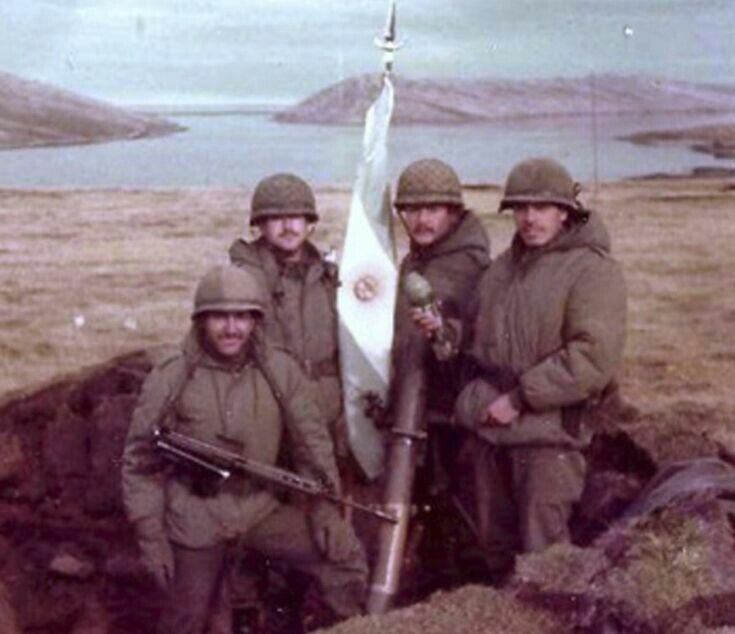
[192,265,267,318]
[499,157,582,213]
[249,173,318,225]
[395,158,463,208]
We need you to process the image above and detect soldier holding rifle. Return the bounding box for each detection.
[455,157,627,577]
[122,264,367,633]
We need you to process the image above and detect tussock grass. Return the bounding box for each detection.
[2,178,735,444]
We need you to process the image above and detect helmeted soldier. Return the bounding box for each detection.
[228,174,347,462]
[455,157,627,577]
[389,158,491,577]
[122,265,367,634]
[392,158,491,398]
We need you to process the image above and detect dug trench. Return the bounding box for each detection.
[1,350,735,633]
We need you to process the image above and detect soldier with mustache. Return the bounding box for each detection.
[122,265,367,633]
[389,158,491,581]
[229,174,345,462]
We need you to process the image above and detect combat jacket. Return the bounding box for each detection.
[229,238,342,427]
[392,210,491,419]
[122,332,339,548]
[455,211,627,447]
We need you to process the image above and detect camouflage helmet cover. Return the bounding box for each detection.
[249,172,318,225]
[192,265,267,318]
[395,158,464,208]
[499,157,582,213]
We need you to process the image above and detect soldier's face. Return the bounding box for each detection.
[399,205,459,247]
[203,311,257,359]
[259,215,311,259]
[512,203,568,247]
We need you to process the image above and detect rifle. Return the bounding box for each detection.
[152,427,396,524]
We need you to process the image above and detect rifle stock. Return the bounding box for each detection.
[152,427,396,524]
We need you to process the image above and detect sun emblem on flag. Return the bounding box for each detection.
[353,274,380,301]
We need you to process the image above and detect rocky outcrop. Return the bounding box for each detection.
[623,123,735,161]
[0,71,184,150]
[275,74,735,125]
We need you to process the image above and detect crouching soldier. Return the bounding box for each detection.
[122,265,367,633]
[455,158,627,577]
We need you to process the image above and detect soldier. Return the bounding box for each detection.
[455,157,627,577]
[122,265,367,634]
[392,157,491,416]
[228,174,346,463]
[390,158,491,577]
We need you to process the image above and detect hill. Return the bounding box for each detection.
[275,73,735,125]
[0,71,183,150]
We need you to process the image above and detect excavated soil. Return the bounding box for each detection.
[2,178,735,631]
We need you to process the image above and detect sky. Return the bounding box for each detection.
[1,0,734,106]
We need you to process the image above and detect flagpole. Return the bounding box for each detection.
[336,1,401,481]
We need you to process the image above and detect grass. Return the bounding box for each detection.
[2,178,735,445]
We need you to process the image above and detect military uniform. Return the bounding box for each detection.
[229,173,345,457]
[229,238,342,443]
[122,266,366,634]
[455,158,627,569]
[391,158,491,421]
[392,210,490,419]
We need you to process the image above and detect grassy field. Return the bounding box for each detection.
[2,179,735,440]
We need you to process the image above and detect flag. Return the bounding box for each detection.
[337,74,397,480]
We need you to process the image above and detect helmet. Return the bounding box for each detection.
[249,173,317,225]
[192,265,267,318]
[499,158,581,213]
[395,158,463,208]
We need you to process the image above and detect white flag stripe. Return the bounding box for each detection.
[337,74,397,479]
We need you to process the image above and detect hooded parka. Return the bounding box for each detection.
[392,209,491,419]
[455,210,626,561]
[229,237,344,448]
[122,331,340,548]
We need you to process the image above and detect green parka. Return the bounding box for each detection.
[122,331,340,549]
[229,238,342,430]
[455,210,627,447]
[392,210,491,419]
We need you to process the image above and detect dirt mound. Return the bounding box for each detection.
[1,352,734,632]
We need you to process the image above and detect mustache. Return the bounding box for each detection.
[277,229,301,238]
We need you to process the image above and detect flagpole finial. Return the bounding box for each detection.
[373,0,403,75]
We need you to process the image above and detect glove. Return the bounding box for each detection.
[308,502,357,563]
[136,521,175,590]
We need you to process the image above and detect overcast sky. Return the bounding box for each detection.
[1,0,734,105]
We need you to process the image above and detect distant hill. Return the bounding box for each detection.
[275,74,735,125]
[0,71,183,150]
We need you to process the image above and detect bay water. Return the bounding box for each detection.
[0,111,733,189]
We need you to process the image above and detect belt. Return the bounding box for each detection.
[302,357,339,380]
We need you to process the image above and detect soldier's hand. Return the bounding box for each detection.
[309,501,358,562]
[409,307,442,339]
[485,393,520,426]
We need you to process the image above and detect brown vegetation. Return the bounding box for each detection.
[2,177,735,631]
